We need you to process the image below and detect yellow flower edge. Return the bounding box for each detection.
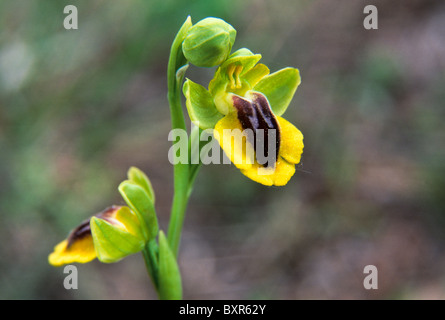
[48,236,96,267]
[48,205,148,267]
[214,112,304,186]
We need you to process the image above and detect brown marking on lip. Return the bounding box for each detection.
[66,206,122,248]
[232,92,280,167]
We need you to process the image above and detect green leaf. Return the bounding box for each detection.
[118,181,158,241]
[176,64,189,84]
[253,67,301,116]
[173,16,193,71]
[183,79,223,129]
[90,216,145,263]
[158,231,182,300]
[127,167,155,204]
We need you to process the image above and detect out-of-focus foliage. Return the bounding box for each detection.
[0,0,444,299]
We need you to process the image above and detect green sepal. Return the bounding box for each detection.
[253,67,301,116]
[183,79,223,129]
[118,181,158,241]
[158,231,182,300]
[127,166,155,204]
[90,208,146,263]
[220,48,262,75]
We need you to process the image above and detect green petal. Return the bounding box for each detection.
[90,216,145,263]
[118,181,158,241]
[183,79,223,129]
[253,67,301,116]
[158,231,182,300]
[209,49,263,102]
[243,63,270,88]
[115,206,145,240]
[209,48,262,95]
[220,48,262,73]
[127,167,155,204]
[225,47,253,60]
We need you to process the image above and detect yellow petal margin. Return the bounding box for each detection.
[214,113,304,186]
[48,235,96,267]
[276,116,304,165]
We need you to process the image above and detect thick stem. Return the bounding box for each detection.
[166,72,190,256]
[167,179,189,256]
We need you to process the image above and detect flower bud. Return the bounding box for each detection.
[90,206,146,263]
[182,17,236,68]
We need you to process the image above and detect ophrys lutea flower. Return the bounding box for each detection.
[183,48,304,186]
[48,166,182,299]
[48,205,146,266]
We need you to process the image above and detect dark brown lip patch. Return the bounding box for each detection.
[66,206,121,248]
[232,92,280,168]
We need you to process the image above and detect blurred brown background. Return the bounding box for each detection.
[0,0,444,299]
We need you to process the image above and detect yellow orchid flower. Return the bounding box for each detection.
[183,48,304,186]
[49,205,146,266]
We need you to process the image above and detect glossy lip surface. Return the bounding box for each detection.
[232,92,280,168]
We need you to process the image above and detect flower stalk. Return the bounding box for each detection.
[165,17,192,257]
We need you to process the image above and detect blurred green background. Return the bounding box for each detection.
[1,0,445,299]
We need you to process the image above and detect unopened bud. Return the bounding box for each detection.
[182,17,236,68]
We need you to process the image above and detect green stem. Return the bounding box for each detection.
[142,239,159,290]
[166,17,193,257]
